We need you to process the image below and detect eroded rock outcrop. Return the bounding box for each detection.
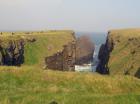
[97,29,140,78]
[0,31,75,67]
[45,35,95,71]
[0,39,25,66]
[0,36,36,66]
[45,41,76,71]
[63,41,76,71]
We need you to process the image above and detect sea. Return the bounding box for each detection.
[75,32,107,72]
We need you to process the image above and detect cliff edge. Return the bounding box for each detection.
[0,31,75,67]
[97,29,140,78]
[45,35,95,71]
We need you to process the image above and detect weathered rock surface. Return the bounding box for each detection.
[45,35,95,71]
[0,39,25,66]
[45,41,76,71]
[96,33,114,74]
[0,35,37,66]
[97,29,140,78]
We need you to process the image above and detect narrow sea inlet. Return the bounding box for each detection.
[75,32,106,72]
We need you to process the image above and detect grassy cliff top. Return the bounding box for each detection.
[109,28,140,38]
[0,30,75,40]
[0,30,75,66]
[107,28,140,76]
[0,30,74,35]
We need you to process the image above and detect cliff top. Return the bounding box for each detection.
[0,30,75,66]
[109,28,140,38]
[103,28,140,77]
[0,30,75,39]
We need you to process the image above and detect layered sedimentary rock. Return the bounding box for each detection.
[97,29,140,78]
[45,41,76,71]
[63,41,76,71]
[45,35,95,71]
[45,52,63,70]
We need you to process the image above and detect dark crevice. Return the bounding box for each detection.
[0,40,25,66]
[96,35,114,74]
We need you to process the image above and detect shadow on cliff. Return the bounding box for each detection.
[96,44,110,74]
[0,49,25,66]
[3,51,24,66]
[96,34,114,74]
[0,40,25,66]
[135,68,140,78]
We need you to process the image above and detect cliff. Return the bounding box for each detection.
[45,35,95,71]
[0,31,75,67]
[0,38,25,66]
[0,31,94,71]
[45,41,76,71]
[0,35,38,66]
[97,29,140,78]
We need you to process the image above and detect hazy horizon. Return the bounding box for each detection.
[0,0,140,32]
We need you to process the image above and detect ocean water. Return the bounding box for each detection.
[75,32,107,72]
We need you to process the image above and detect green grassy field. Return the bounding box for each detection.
[0,30,140,104]
[0,66,140,104]
[24,32,75,66]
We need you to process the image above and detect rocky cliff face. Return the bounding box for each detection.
[96,33,114,74]
[63,41,76,71]
[0,39,25,66]
[45,41,76,71]
[0,35,37,66]
[45,35,95,71]
[97,29,140,78]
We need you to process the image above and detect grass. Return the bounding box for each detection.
[0,66,140,104]
[0,31,75,66]
[24,31,75,66]
[109,28,140,37]
[0,29,140,103]
[107,29,140,76]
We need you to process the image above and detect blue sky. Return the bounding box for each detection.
[0,0,140,32]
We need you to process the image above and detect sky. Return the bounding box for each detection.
[0,0,140,32]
